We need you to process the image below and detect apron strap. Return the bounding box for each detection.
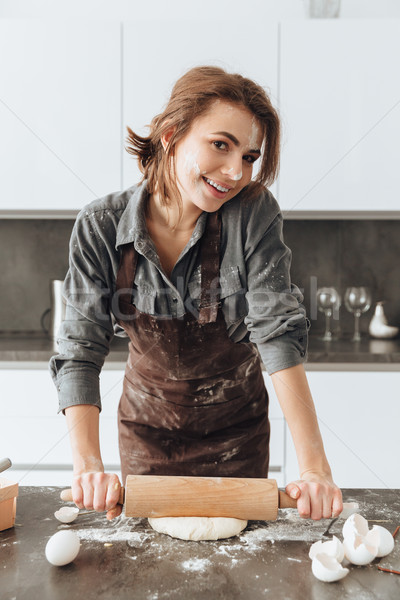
[198,211,221,324]
[115,243,137,309]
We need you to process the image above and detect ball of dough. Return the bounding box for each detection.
[148,516,248,541]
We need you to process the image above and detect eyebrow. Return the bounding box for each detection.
[212,131,261,155]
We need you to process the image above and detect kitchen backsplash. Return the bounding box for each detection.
[0,218,399,335]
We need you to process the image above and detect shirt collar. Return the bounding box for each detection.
[115,180,150,250]
[115,180,209,251]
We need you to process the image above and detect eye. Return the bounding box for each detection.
[243,154,258,164]
[213,140,228,150]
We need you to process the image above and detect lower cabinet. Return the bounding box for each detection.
[284,371,400,488]
[0,368,123,486]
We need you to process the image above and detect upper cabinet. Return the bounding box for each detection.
[0,20,121,211]
[278,20,400,212]
[122,19,279,195]
[2,18,399,213]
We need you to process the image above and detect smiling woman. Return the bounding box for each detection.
[50,65,343,524]
[125,66,280,221]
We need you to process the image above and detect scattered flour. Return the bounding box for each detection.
[181,558,211,572]
[74,514,148,543]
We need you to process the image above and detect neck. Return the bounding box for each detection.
[148,190,202,232]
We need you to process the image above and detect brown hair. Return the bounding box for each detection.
[125,65,280,208]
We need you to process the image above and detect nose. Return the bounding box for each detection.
[221,154,243,182]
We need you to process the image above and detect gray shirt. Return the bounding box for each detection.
[50,181,309,413]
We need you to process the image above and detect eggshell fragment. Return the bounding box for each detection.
[54,506,79,523]
[365,525,395,557]
[309,536,345,562]
[343,533,378,565]
[45,530,80,566]
[338,502,359,520]
[311,554,349,582]
[342,513,369,540]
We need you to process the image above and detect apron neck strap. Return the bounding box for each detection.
[198,211,221,324]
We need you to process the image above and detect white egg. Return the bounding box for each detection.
[309,536,345,562]
[311,553,349,582]
[342,513,369,539]
[54,506,79,523]
[343,533,378,565]
[45,530,81,566]
[365,525,395,557]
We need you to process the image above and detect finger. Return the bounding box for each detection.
[92,473,109,512]
[71,477,84,509]
[331,489,344,518]
[285,482,301,500]
[308,483,324,520]
[81,477,95,510]
[322,489,334,519]
[105,476,122,511]
[106,505,122,520]
[296,485,311,519]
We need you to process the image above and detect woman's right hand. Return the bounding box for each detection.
[71,471,123,520]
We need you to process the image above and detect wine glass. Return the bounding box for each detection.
[344,287,372,342]
[317,287,341,341]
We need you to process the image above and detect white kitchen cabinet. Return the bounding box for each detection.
[122,19,279,197]
[279,20,400,212]
[285,371,400,488]
[0,369,122,486]
[0,20,121,211]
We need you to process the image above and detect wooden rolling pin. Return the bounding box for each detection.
[60,475,297,520]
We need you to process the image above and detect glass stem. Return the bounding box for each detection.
[353,312,361,341]
[324,310,332,340]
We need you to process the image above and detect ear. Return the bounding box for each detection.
[161,122,175,151]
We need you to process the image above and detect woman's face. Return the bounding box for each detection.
[170,100,263,215]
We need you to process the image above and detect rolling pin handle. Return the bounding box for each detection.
[278,489,298,509]
[0,457,12,474]
[60,487,125,506]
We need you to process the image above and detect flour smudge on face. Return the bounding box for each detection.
[183,149,202,189]
[249,117,261,151]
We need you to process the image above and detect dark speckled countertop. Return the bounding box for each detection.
[0,487,399,600]
[0,332,399,371]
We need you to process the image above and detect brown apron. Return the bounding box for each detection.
[115,211,270,484]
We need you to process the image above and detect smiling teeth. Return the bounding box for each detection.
[205,178,229,193]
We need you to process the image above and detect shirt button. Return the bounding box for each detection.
[172,297,178,303]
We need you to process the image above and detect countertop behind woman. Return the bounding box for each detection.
[0,332,399,371]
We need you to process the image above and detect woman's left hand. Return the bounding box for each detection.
[285,470,343,520]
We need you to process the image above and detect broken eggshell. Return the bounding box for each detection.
[311,554,349,582]
[309,536,345,562]
[338,502,359,520]
[54,506,79,523]
[343,533,378,565]
[365,525,395,557]
[342,513,369,540]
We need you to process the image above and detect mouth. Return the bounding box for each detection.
[202,176,232,197]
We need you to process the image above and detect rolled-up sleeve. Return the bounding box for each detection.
[244,205,309,375]
[49,209,116,414]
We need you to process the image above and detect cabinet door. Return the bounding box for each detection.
[285,371,400,488]
[122,19,279,197]
[0,20,121,211]
[0,369,73,485]
[279,20,400,212]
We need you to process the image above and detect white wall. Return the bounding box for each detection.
[1,0,400,20]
